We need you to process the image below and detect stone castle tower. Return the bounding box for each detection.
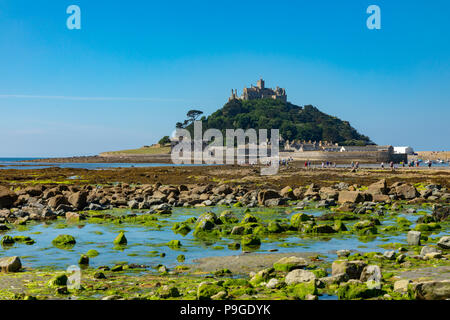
[229,78,287,102]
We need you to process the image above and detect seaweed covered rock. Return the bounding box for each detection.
[241,235,261,248]
[353,220,378,235]
[197,282,224,300]
[193,212,221,238]
[52,234,76,248]
[273,256,308,272]
[219,210,238,224]
[47,274,68,288]
[78,255,89,266]
[167,239,182,249]
[113,232,127,245]
[240,213,258,224]
[172,222,192,236]
[1,235,15,246]
[336,281,383,299]
[158,285,181,299]
[290,213,313,229]
[311,224,337,234]
[249,268,273,286]
[289,280,317,300]
[333,220,348,232]
[267,221,284,233]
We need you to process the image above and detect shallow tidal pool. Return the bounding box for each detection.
[0,205,448,273]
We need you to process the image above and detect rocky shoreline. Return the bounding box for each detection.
[1,177,449,223]
[0,166,449,300]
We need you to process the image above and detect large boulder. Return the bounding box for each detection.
[338,191,365,204]
[68,191,88,210]
[285,269,316,285]
[212,184,232,195]
[47,195,69,209]
[367,179,388,195]
[0,186,17,209]
[420,246,441,257]
[319,187,339,200]
[257,190,280,205]
[280,186,294,199]
[332,260,367,279]
[394,184,419,200]
[372,194,391,202]
[360,265,382,289]
[0,256,22,272]
[432,205,449,222]
[411,280,450,300]
[394,279,411,294]
[273,256,308,272]
[437,236,450,249]
[407,231,421,246]
[21,186,44,197]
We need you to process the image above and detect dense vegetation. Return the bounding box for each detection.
[183,98,373,146]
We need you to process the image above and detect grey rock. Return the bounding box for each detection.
[407,231,421,246]
[285,269,316,285]
[320,273,349,285]
[0,256,22,272]
[336,249,351,258]
[266,278,280,289]
[420,246,441,257]
[437,236,450,249]
[394,279,411,294]
[411,280,450,300]
[383,250,396,260]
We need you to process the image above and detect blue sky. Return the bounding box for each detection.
[0,0,449,157]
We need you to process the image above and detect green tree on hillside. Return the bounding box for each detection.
[179,99,373,146]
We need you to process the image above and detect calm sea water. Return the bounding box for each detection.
[0,158,448,170]
[0,158,207,170]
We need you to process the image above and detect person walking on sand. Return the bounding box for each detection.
[428,161,432,168]
[390,161,394,171]
[381,162,384,169]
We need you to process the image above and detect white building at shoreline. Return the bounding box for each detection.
[393,146,415,155]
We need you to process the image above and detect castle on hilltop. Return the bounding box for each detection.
[229,79,287,102]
